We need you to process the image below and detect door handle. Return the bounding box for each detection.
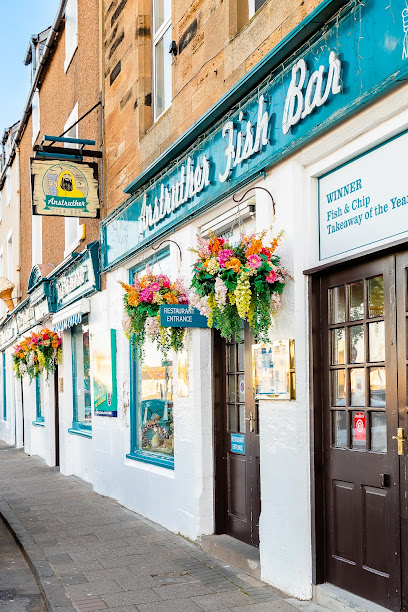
[245,412,255,433]
[392,427,405,456]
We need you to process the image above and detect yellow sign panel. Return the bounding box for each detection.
[31,158,100,218]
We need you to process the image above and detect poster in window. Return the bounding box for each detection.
[252,340,295,400]
[91,329,117,416]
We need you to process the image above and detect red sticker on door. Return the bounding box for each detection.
[354,412,366,441]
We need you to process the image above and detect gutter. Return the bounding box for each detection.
[124,0,350,196]
[0,0,67,188]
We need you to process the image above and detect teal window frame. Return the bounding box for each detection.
[126,248,174,470]
[69,315,92,438]
[2,353,6,422]
[32,376,44,427]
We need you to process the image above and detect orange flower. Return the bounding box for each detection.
[225,258,241,273]
[163,292,178,305]
[51,341,59,349]
[245,238,263,256]
[119,281,134,292]
[209,236,222,255]
[128,292,140,307]
[202,259,210,269]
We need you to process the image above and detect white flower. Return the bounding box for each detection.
[214,277,228,308]
[145,316,160,339]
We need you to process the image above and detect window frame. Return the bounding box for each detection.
[69,316,92,437]
[126,247,175,469]
[64,0,78,73]
[32,375,44,426]
[152,0,172,121]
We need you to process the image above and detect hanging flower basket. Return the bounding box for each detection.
[190,230,291,342]
[119,266,189,358]
[12,328,62,382]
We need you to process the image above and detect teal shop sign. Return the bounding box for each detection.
[160,305,209,327]
[50,241,101,311]
[101,0,408,271]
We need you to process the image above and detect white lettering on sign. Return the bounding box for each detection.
[139,156,210,234]
[219,95,269,182]
[282,51,342,135]
[56,266,88,301]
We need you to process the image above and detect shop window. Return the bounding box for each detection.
[70,316,92,436]
[33,376,44,425]
[127,249,175,468]
[153,0,172,120]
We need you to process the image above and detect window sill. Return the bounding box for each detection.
[68,427,92,439]
[32,420,45,427]
[126,451,174,470]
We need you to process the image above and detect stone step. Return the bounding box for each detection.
[200,534,261,579]
[313,584,392,612]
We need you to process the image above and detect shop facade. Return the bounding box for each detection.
[3,0,408,608]
[95,0,408,606]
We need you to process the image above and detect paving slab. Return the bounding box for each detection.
[0,441,319,612]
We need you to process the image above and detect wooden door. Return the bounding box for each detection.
[320,256,401,609]
[214,323,260,547]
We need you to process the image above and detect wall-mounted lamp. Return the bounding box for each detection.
[169,41,178,56]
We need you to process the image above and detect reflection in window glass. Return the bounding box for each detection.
[329,286,346,324]
[229,404,237,432]
[239,405,246,433]
[154,0,171,33]
[351,410,366,449]
[350,325,364,363]
[35,376,44,422]
[368,276,384,318]
[371,412,387,452]
[227,344,235,372]
[228,376,236,402]
[369,367,386,407]
[332,411,347,447]
[331,369,346,406]
[238,342,245,372]
[72,319,91,430]
[331,328,345,365]
[139,339,173,455]
[350,368,365,406]
[238,374,245,401]
[348,281,364,321]
[154,26,172,118]
[369,321,385,362]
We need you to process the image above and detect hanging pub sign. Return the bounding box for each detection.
[91,329,117,417]
[30,158,100,218]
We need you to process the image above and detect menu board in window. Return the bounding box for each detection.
[252,340,295,400]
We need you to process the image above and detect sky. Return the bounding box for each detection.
[0,1,59,135]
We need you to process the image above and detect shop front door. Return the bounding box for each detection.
[214,323,260,547]
[319,253,408,610]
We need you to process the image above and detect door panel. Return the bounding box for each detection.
[321,256,401,610]
[214,322,260,547]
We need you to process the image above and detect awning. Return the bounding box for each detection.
[52,298,90,332]
[54,312,82,332]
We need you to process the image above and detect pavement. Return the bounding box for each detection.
[0,514,46,611]
[0,441,326,612]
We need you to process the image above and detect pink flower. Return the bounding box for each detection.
[161,276,171,289]
[217,249,234,268]
[149,282,161,292]
[266,270,277,284]
[140,288,154,302]
[247,254,262,269]
[179,294,189,305]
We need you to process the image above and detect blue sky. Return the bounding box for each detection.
[0,1,59,135]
